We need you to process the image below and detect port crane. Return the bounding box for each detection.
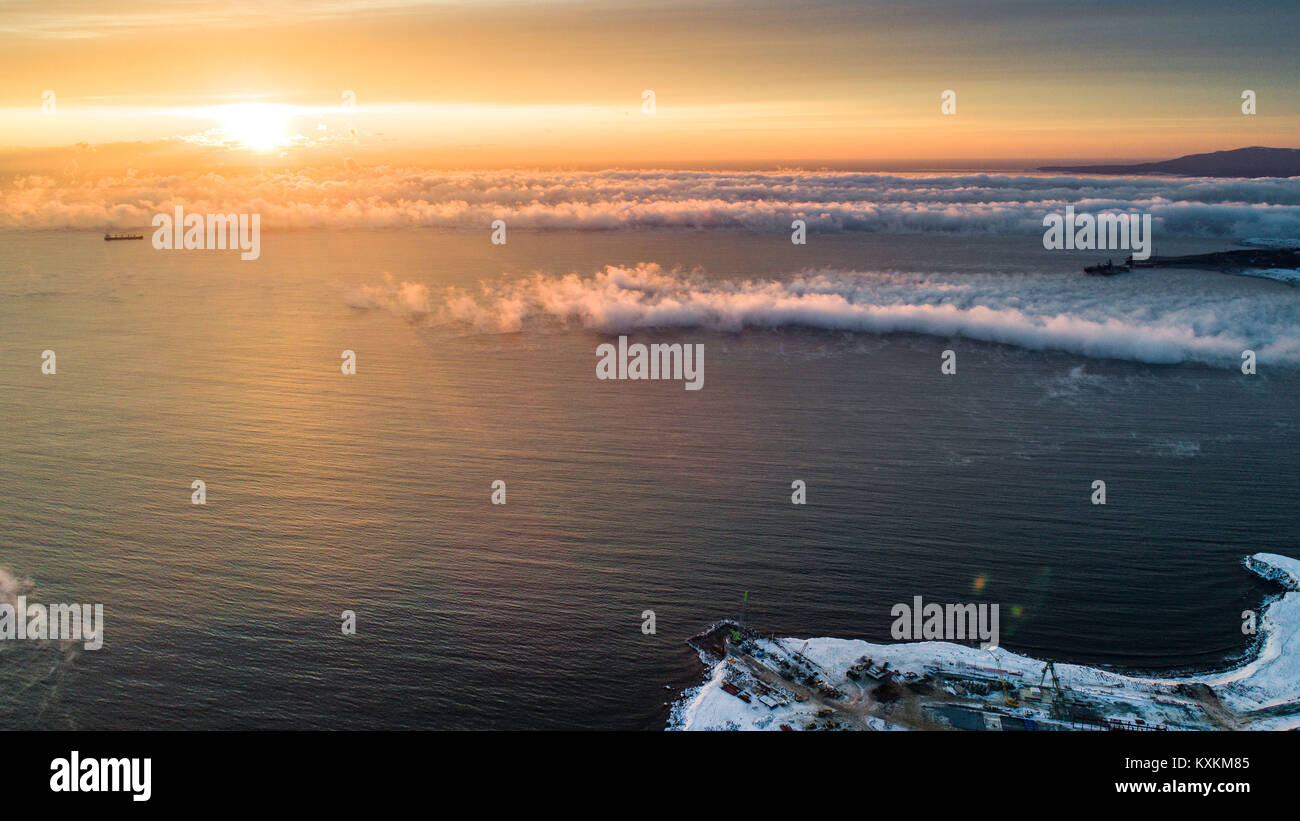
[730,591,749,642]
[987,649,1018,707]
[1039,661,1067,717]
[794,640,824,674]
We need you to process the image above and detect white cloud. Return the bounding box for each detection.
[4,167,1300,237]
[429,263,1300,367]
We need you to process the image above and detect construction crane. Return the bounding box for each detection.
[987,649,1018,707]
[999,677,1019,708]
[1039,661,1067,717]
[730,590,749,642]
[790,640,813,672]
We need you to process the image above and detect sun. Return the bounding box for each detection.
[217,103,293,151]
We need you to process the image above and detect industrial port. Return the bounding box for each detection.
[672,553,1300,732]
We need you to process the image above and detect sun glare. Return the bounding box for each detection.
[216,103,293,151]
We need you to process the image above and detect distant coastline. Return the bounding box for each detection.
[1041,146,1300,178]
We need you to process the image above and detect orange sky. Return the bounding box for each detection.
[1,0,1296,169]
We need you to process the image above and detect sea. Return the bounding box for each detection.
[1,170,1298,729]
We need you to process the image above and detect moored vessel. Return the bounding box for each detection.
[1083,259,1129,275]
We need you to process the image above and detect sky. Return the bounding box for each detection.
[0,0,1297,169]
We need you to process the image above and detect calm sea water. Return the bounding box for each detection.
[0,228,1294,729]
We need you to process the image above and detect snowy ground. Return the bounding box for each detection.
[669,553,1300,731]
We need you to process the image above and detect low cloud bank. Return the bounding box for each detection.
[4,168,1300,237]
[382,263,1300,367]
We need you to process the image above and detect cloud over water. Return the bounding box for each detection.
[5,168,1300,238]
[354,263,1300,368]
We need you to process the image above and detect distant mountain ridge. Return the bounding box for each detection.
[1040,147,1300,178]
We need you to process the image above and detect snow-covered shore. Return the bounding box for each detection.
[669,553,1300,731]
